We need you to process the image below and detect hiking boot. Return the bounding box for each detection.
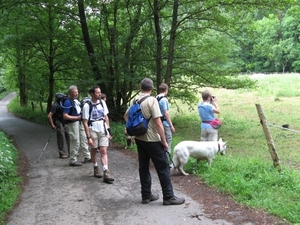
[142,193,159,204]
[163,196,185,206]
[83,158,92,163]
[60,155,68,159]
[103,170,114,184]
[94,166,102,178]
[69,161,82,166]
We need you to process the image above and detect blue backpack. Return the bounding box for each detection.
[126,96,151,136]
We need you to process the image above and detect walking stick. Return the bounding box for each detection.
[36,129,55,163]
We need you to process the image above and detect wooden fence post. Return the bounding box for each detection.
[255,104,282,172]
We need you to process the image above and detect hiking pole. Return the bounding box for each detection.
[167,151,177,169]
[36,129,55,163]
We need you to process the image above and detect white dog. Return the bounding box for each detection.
[171,138,227,176]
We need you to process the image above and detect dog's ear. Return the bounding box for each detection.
[218,138,222,142]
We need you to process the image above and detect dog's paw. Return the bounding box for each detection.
[179,169,189,176]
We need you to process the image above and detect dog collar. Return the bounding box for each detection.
[218,143,220,152]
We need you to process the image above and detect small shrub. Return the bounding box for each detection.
[7,98,48,125]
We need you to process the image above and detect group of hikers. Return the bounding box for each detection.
[46,78,185,205]
[46,78,219,205]
[47,85,114,183]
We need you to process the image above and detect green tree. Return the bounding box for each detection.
[0,0,297,120]
[242,6,300,73]
[1,1,92,111]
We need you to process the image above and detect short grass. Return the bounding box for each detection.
[3,73,300,223]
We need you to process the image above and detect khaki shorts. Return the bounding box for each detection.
[90,130,109,148]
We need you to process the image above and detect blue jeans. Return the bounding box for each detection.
[135,139,174,200]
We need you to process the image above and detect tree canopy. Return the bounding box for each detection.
[0,0,298,120]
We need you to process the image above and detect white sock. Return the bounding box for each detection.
[103,165,108,171]
[94,162,98,167]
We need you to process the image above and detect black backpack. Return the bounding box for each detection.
[50,101,64,123]
[49,93,76,124]
[57,94,75,123]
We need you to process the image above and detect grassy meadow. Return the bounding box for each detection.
[169,73,300,224]
[169,74,300,169]
[2,73,300,224]
[210,74,300,169]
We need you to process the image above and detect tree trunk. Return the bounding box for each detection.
[165,0,179,86]
[18,66,27,106]
[17,47,27,106]
[47,3,55,113]
[77,0,106,92]
[117,4,143,118]
[153,0,163,91]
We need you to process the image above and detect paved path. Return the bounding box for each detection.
[0,93,232,225]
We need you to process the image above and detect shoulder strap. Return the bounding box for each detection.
[87,101,93,115]
[86,101,95,125]
[99,99,104,108]
[156,96,167,122]
[138,95,151,104]
[87,100,104,119]
[90,100,104,110]
[156,96,165,102]
[137,95,152,121]
[60,97,73,109]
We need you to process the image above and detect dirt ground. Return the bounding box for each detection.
[13,143,289,225]
[116,145,289,225]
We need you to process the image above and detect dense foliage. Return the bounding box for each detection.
[0,1,299,120]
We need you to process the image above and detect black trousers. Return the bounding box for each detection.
[135,139,174,200]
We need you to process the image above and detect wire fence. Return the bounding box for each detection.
[268,123,300,135]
